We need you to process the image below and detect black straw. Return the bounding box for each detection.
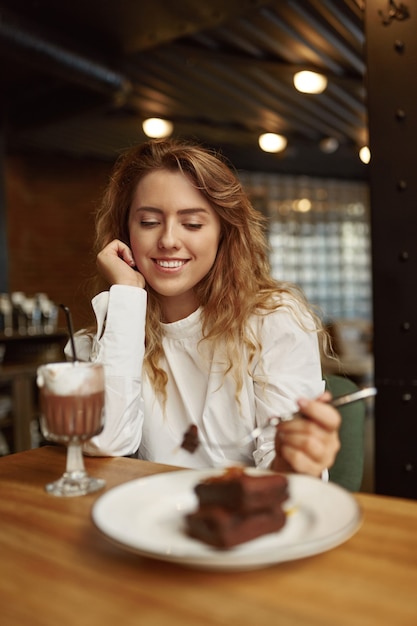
[60,304,78,362]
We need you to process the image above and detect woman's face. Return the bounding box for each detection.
[128,169,221,322]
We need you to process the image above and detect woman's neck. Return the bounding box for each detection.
[159,293,199,323]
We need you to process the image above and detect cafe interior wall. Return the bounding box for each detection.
[3,152,114,331]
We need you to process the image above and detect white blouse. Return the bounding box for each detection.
[72,284,324,469]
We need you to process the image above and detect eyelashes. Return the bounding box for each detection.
[139,221,203,230]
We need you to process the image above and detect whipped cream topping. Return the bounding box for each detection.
[37,362,103,395]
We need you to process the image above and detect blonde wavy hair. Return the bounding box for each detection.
[93,138,328,402]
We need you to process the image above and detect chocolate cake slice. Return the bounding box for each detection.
[185,467,289,549]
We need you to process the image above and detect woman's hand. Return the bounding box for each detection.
[271,391,341,477]
[97,239,145,289]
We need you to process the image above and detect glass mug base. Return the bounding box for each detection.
[45,471,106,497]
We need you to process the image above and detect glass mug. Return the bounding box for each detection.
[37,361,106,497]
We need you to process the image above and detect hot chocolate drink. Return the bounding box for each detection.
[37,362,105,442]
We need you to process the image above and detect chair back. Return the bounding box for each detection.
[325,374,366,491]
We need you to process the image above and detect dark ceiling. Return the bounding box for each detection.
[0,0,368,179]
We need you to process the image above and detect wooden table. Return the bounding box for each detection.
[1,447,416,626]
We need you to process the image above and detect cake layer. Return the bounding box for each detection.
[194,469,288,514]
[186,504,287,548]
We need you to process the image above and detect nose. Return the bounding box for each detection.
[158,222,180,250]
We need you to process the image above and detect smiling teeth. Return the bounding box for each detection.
[157,260,186,268]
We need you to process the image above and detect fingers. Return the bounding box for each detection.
[273,398,341,477]
[297,396,341,432]
[277,423,340,476]
[97,240,145,288]
[97,239,135,267]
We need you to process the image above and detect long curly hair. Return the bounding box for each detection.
[93,138,328,401]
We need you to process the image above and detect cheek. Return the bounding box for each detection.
[209,231,222,259]
[128,237,145,270]
[129,225,146,253]
[130,247,147,276]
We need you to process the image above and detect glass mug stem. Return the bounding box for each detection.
[65,440,89,481]
[66,441,85,476]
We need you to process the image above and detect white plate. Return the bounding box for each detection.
[92,468,362,571]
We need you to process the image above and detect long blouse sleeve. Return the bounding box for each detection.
[250,303,325,469]
[71,285,146,456]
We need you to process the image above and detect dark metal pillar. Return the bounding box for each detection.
[365,0,417,498]
[0,121,8,292]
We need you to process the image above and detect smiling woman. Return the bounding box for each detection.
[71,138,342,483]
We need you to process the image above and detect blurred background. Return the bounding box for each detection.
[1,0,414,496]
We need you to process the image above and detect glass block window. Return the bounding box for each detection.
[238,172,372,322]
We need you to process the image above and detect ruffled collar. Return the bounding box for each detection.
[161,307,203,339]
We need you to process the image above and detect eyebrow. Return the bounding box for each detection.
[135,206,209,216]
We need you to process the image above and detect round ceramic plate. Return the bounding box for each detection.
[92,468,362,571]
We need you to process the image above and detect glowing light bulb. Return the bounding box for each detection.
[258,133,288,153]
[293,71,328,94]
[142,118,173,138]
[359,146,371,164]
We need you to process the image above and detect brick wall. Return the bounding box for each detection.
[5,153,113,332]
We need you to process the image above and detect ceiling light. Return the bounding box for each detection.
[293,71,328,94]
[142,118,173,138]
[359,146,371,164]
[319,137,339,154]
[258,133,288,153]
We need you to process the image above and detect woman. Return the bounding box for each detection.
[74,138,340,477]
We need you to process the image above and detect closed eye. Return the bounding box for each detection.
[140,220,159,227]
